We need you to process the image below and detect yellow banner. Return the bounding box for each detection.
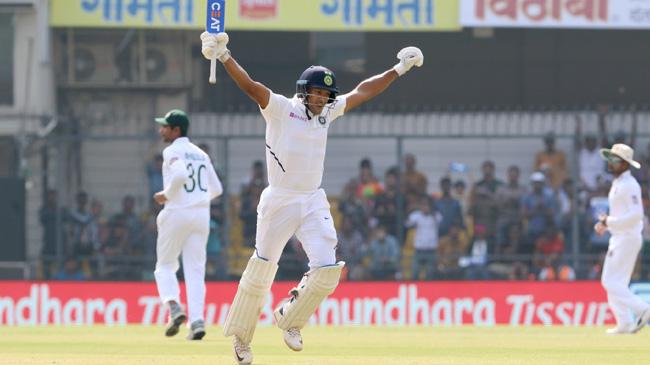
[50,0,460,31]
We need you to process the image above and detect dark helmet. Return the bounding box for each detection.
[296,65,339,104]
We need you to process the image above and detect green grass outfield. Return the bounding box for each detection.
[1,325,648,365]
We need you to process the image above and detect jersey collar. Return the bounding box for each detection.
[173,137,189,145]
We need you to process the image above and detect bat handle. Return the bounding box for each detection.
[209,57,217,84]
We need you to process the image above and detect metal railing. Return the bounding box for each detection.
[15,108,650,281]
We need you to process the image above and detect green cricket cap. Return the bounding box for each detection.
[155,109,189,130]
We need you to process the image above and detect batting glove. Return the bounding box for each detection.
[200,31,231,63]
[392,46,424,76]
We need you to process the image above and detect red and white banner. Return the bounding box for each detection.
[460,0,650,29]
[0,281,641,326]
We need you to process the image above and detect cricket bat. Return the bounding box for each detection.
[206,0,225,84]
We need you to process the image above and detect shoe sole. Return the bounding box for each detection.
[165,313,187,337]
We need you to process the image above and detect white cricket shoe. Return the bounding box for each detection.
[606,326,634,335]
[233,336,253,365]
[273,302,303,351]
[186,319,206,340]
[282,327,303,352]
[632,308,650,333]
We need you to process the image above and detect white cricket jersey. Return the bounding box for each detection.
[406,211,442,250]
[259,93,346,192]
[161,137,223,209]
[606,170,644,237]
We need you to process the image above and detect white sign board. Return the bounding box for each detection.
[460,0,650,29]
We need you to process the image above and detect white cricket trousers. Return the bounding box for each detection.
[254,187,338,268]
[601,233,650,327]
[154,205,210,323]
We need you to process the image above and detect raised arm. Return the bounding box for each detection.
[343,47,423,113]
[343,71,399,112]
[200,32,271,109]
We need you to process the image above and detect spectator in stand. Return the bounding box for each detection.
[346,158,382,205]
[53,256,87,281]
[453,180,469,213]
[40,189,63,278]
[435,176,464,238]
[538,255,575,281]
[368,225,400,280]
[462,224,490,280]
[495,165,526,249]
[510,262,534,280]
[489,222,527,279]
[437,223,469,279]
[521,172,557,251]
[65,191,93,256]
[469,160,503,247]
[138,200,161,260]
[87,199,109,253]
[111,195,142,252]
[501,222,525,257]
[372,167,402,238]
[146,154,164,203]
[535,226,575,281]
[576,132,606,193]
[339,179,369,238]
[101,220,136,279]
[453,179,471,231]
[406,197,442,280]
[402,153,428,213]
[534,132,567,190]
[337,216,367,281]
[587,252,607,280]
[240,160,268,247]
[533,224,564,272]
[556,179,585,254]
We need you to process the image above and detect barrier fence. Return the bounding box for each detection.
[13,110,650,282]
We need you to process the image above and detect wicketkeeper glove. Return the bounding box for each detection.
[392,46,424,76]
[200,31,231,63]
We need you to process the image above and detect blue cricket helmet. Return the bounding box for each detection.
[296,65,339,104]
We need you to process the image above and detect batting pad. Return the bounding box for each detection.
[275,261,345,330]
[223,256,278,343]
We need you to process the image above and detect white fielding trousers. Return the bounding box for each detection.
[254,187,338,268]
[601,233,650,327]
[154,205,210,323]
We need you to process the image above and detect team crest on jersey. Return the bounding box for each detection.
[318,116,327,125]
[632,195,639,205]
[324,75,333,86]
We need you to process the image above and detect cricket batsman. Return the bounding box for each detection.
[153,109,223,340]
[200,32,423,364]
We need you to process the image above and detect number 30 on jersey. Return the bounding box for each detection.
[184,163,207,193]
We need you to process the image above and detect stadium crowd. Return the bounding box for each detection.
[38,133,650,283]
